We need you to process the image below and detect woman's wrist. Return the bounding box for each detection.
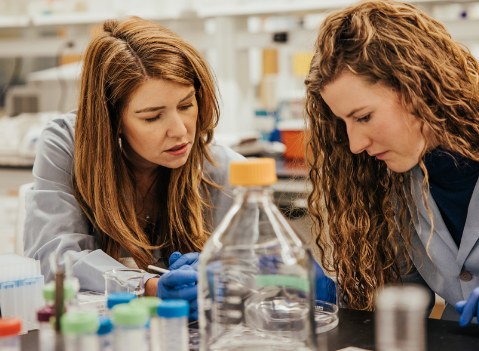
[145,277,159,296]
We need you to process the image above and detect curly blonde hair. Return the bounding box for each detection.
[305,0,479,310]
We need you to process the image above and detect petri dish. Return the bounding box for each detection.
[314,300,339,333]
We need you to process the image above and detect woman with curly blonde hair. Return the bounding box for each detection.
[24,16,243,319]
[306,0,479,325]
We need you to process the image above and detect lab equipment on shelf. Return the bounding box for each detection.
[60,310,100,351]
[0,254,44,333]
[0,317,22,351]
[375,285,430,351]
[112,303,149,351]
[157,300,189,351]
[198,158,317,351]
[103,268,146,297]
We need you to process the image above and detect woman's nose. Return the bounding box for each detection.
[166,113,187,139]
[347,126,370,155]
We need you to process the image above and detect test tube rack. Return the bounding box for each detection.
[0,253,44,333]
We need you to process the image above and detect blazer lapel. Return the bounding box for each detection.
[410,166,459,256]
[456,178,479,267]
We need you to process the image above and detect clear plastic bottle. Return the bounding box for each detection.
[157,300,189,351]
[60,311,100,351]
[198,158,316,351]
[129,297,161,351]
[0,317,21,351]
[97,316,113,351]
[111,303,148,351]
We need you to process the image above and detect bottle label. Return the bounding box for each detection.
[255,275,310,292]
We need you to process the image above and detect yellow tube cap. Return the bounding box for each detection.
[229,158,277,186]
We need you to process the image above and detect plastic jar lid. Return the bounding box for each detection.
[229,158,277,186]
[37,305,56,322]
[112,304,148,327]
[129,297,161,317]
[107,292,137,309]
[60,311,99,335]
[43,281,75,302]
[157,300,189,319]
[0,318,21,337]
[97,316,113,335]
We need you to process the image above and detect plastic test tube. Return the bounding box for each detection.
[157,300,189,351]
[112,303,149,351]
[129,297,161,351]
[60,310,100,351]
[97,316,114,351]
[0,317,22,351]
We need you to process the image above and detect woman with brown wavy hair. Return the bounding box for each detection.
[24,16,243,318]
[306,0,479,325]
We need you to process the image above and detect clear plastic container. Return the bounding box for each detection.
[112,303,148,351]
[97,316,113,351]
[198,158,316,351]
[314,300,339,333]
[60,311,100,351]
[129,297,161,351]
[0,317,21,351]
[157,300,189,351]
[37,305,56,351]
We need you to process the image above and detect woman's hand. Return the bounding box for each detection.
[455,286,479,327]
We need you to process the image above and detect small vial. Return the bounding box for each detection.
[375,285,430,351]
[157,300,189,351]
[112,303,148,351]
[129,297,161,351]
[97,316,113,351]
[107,292,137,313]
[0,318,22,351]
[60,311,100,351]
[37,306,55,351]
[43,281,75,309]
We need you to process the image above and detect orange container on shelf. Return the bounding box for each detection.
[277,119,307,160]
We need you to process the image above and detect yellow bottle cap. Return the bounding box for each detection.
[229,158,277,186]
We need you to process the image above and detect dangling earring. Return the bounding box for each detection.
[118,135,123,150]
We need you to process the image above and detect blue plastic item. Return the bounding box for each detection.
[107,292,137,309]
[157,300,189,318]
[314,260,337,304]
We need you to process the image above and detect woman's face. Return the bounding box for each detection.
[321,71,436,173]
[121,79,198,171]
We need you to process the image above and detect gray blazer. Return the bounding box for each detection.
[406,165,479,321]
[24,111,245,293]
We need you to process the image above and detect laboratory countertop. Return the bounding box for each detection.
[20,308,479,351]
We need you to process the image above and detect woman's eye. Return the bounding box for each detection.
[357,114,370,123]
[145,115,160,123]
[179,103,194,111]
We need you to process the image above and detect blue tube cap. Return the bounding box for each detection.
[97,316,113,335]
[157,300,189,318]
[107,292,137,309]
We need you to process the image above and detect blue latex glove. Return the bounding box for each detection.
[156,265,198,301]
[455,286,479,327]
[168,252,200,271]
[314,260,336,304]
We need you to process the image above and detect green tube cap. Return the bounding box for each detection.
[60,311,99,335]
[129,297,161,318]
[43,282,75,302]
[112,303,148,327]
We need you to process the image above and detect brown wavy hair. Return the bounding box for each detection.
[73,17,220,270]
[305,0,479,310]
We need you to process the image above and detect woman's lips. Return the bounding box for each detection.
[374,151,388,160]
[165,143,188,156]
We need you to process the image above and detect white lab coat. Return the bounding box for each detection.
[406,165,479,320]
[23,111,245,292]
